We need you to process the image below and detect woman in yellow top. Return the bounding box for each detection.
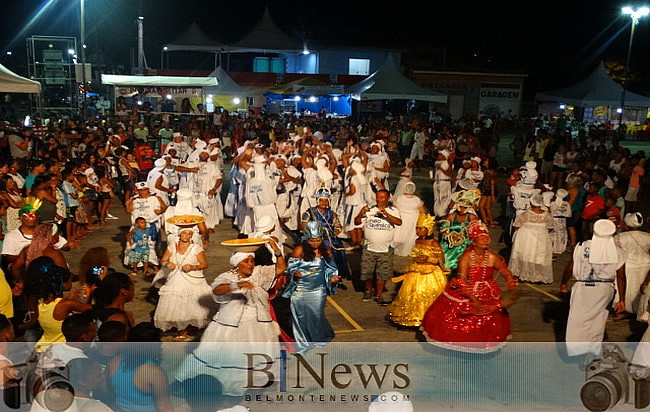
[25,256,91,352]
[386,213,449,327]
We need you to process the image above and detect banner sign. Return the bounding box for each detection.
[593,105,609,118]
[292,85,345,95]
[115,86,202,97]
[478,83,522,117]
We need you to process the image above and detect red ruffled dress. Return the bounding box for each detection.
[420,262,511,353]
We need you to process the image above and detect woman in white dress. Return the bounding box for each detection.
[175,239,287,396]
[550,189,571,254]
[393,158,414,200]
[153,226,213,341]
[509,194,555,283]
[393,182,427,256]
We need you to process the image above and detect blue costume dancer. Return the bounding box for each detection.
[301,188,352,282]
[283,221,340,354]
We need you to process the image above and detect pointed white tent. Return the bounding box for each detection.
[165,22,227,53]
[348,55,447,103]
[536,63,650,107]
[0,64,41,94]
[229,7,302,53]
[203,66,251,96]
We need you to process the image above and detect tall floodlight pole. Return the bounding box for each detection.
[80,0,85,67]
[137,16,145,74]
[619,6,649,129]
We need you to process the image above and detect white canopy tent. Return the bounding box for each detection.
[536,62,650,107]
[101,74,217,87]
[164,23,228,53]
[229,7,302,53]
[203,66,251,95]
[348,55,447,103]
[0,63,41,94]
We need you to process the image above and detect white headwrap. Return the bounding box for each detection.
[173,189,195,215]
[316,157,333,182]
[589,219,618,264]
[555,189,568,204]
[542,191,554,208]
[439,149,450,158]
[230,252,255,267]
[624,212,643,228]
[404,181,416,195]
[154,158,167,169]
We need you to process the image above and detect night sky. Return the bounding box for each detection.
[2,0,650,94]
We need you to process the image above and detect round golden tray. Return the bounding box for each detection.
[220,238,269,252]
[166,215,205,226]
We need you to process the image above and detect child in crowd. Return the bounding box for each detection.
[126,217,151,277]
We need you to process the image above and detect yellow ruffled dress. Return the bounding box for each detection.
[386,241,449,327]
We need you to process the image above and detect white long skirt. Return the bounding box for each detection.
[622,264,650,314]
[509,223,554,283]
[565,283,614,356]
[153,269,214,331]
[175,305,280,396]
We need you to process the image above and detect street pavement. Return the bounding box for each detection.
[60,135,649,344]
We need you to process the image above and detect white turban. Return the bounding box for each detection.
[624,212,643,228]
[194,140,207,150]
[590,219,618,264]
[154,158,167,169]
[404,182,416,195]
[230,252,254,267]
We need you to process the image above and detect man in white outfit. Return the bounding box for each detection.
[561,219,626,358]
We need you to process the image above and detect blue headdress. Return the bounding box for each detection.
[312,187,331,200]
[304,221,323,239]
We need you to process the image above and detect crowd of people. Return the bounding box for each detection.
[0,104,648,410]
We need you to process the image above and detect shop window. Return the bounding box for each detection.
[253,57,270,73]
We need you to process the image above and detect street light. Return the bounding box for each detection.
[160,47,168,69]
[619,5,650,128]
[5,51,12,56]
